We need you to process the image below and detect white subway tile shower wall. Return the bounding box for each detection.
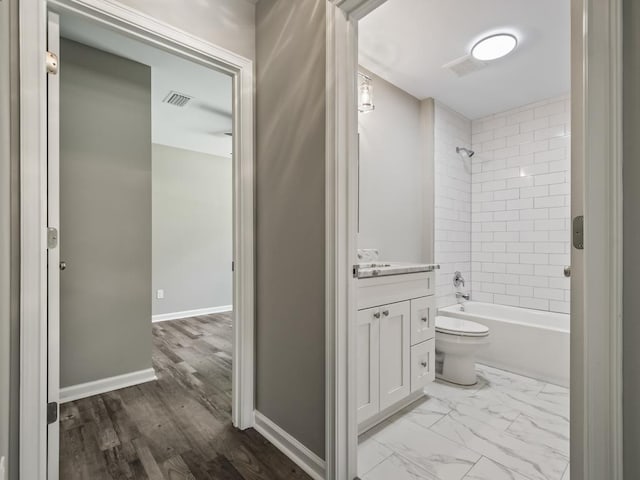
[434,102,472,307]
[471,95,571,314]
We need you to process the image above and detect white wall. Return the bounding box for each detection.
[116,0,255,61]
[358,69,427,262]
[152,143,232,316]
[434,102,472,307]
[470,95,571,313]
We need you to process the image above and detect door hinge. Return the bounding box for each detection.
[47,402,58,425]
[47,227,58,249]
[46,51,58,74]
[232,261,234,272]
[573,215,584,250]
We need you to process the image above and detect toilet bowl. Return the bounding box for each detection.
[435,316,490,386]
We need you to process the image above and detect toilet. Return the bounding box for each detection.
[435,316,490,386]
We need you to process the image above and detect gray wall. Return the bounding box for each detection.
[624,0,640,476]
[117,0,256,61]
[255,0,326,459]
[60,39,152,388]
[357,69,428,263]
[152,143,232,315]
[0,0,9,467]
[0,0,11,474]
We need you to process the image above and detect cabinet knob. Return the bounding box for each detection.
[421,316,428,323]
[373,312,381,319]
[421,360,428,368]
[382,310,389,317]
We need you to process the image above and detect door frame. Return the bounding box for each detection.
[325,0,623,479]
[19,0,256,478]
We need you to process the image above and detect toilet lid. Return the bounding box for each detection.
[435,316,489,337]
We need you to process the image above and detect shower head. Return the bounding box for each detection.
[456,146,475,158]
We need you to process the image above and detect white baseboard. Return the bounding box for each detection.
[60,368,157,403]
[253,411,325,480]
[152,305,233,323]
[358,390,424,435]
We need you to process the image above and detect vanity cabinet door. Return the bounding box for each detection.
[357,307,380,424]
[379,301,411,410]
[410,296,436,345]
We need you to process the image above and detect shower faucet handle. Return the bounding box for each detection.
[453,271,465,288]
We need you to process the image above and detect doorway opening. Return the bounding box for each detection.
[51,13,249,477]
[353,1,571,478]
[18,0,256,477]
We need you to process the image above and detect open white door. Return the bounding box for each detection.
[47,11,60,480]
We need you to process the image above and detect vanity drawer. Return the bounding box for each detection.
[357,271,434,310]
[410,296,436,345]
[410,338,435,392]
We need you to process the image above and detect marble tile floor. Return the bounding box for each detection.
[358,364,570,480]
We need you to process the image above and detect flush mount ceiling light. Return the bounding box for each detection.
[471,33,518,61]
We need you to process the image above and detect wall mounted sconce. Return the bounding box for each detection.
[358,72,375,113]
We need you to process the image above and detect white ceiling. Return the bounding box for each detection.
[60,15,233,158]
[359,0,570,120]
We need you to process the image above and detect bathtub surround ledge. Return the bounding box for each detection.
[59,368,157,403]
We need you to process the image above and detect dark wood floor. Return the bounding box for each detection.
[60,313,312,480]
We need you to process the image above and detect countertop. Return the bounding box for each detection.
[355,262,439,279]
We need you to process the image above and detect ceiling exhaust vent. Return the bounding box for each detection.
[162,91,193,107]
[443,55,487,77]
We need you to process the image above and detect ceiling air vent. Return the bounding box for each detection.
[442,55,487,77]
[162,91,193,107]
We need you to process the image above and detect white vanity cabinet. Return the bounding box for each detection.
[356,270,436,431]
[357,307,380,423]
[378,301,411,410]
[410,295,436,345]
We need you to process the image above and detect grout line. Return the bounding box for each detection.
[357,438,393,477]
[504,412,523,434]
[458,454,482,479]
[364,366,569,480]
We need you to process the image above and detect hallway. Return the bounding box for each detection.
[59,313,311,480]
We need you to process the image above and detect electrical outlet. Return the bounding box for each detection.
[156,289,164,300]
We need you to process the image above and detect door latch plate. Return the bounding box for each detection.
[573,215,584,250]
[47,227,58,249]
[47,402,58,425]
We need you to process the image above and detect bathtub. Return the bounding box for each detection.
[438,302,570,387]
